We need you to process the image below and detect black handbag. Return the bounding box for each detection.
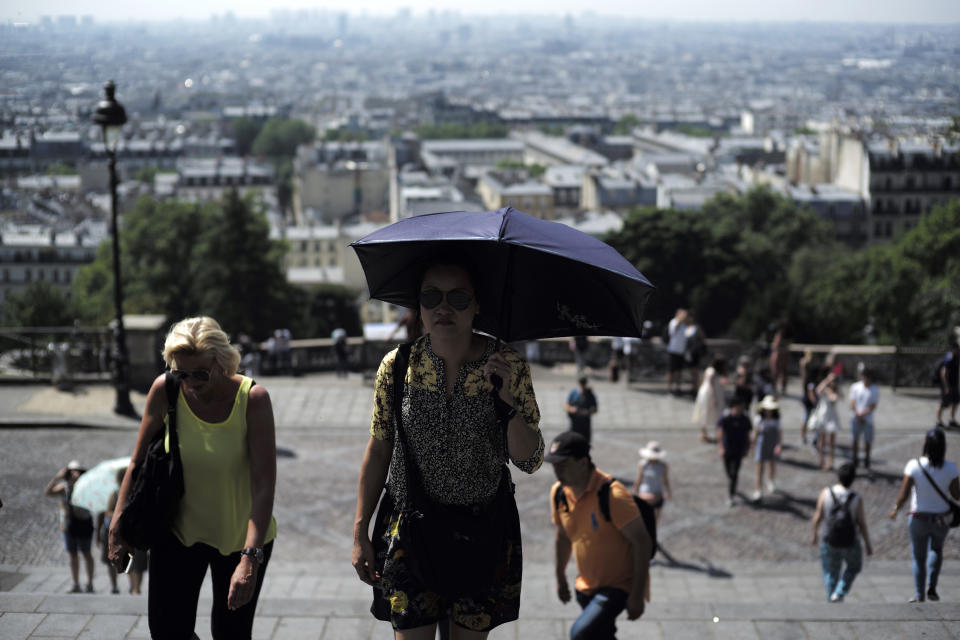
[117,372,185,549]
[918,460,960,528]
[390,342,519,598]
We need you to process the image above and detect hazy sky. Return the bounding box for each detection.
[3,0,959,24]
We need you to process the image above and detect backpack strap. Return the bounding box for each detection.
[553,483,570,513]
[918,459,957,509]
[163,372,181,450]
[598,480,613,522]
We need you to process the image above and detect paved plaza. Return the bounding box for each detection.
[1,364,959,639]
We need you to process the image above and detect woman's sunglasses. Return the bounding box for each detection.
[419,288,473,311]
[170,368,212,382]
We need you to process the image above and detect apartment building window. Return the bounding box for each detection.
[944,176,953,190]
[25,268,32,282]
[874,222,882,237]
[53,270,59,283]
[885,222,893,237]
[315,241,321,252]
[329,257,336,267]
[65,271,71,283]
[885,177,892,191]
[2,269,8,282]
[906,176,916,191]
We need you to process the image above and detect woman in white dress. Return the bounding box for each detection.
[692,357,727,443]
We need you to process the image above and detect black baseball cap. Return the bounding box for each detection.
[544,431,590,463]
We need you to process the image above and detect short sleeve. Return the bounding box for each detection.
[550,482,562,525]
[903,458,918,480]
[369,348,399,440]
[503,347,544,473]
[609,481,641,530]
[869,386,879,405]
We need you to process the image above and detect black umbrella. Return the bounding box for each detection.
[350,207,655,341]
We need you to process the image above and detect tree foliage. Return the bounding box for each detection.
[251,118,316,158]
[415,122,508,139]
[605,187,836,340]
[606,189,960,345]
[2,282,77,326]
[72,192,318,340]
[232,117,264,157]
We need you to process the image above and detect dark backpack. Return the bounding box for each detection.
[824,488,857,548]
[554,479,658,559]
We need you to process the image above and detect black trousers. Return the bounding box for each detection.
[723,454,743,498]
[148,531,273,640]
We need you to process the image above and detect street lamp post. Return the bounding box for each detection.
[93,80,136,418]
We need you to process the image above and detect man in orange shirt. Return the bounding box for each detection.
[548,432,651,639]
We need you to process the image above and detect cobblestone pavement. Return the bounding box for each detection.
[2,367,960,639]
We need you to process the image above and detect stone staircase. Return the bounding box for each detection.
[3,560,960,639]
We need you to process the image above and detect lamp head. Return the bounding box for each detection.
[93,81,127,151]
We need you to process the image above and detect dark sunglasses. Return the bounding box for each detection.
[170,368,212,382]
[419,288,473,311]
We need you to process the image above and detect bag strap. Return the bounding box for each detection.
[918,459,959,510]
[163,371,181,450]
[391,342,426,506]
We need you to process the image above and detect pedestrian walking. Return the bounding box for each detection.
[665,309,688,395]
[571,335,589,376]
[935,339,959,429]
[717,396,752,507]
[565,376,598,444]
[848,368,879,470]
[352,258,544,638]
[889,427,960,602]
[45,460,95,593]
[633,441,671,524]
[811,462,873,602]
[684,314,705,393]
[811,373,841,471]
[332,327,349,378]
[692,356,726,443]
[108,316,279,640]
[799,349,818,444]
[751,395,782,502]
[548,432,651,640]
[732,356,754,413]
[769,324,790,396]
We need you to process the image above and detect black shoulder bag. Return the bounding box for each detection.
[391,342,520,598]
[917,460,960,528]
[117,372,186,549]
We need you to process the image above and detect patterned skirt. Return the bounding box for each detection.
[369,490,523,632]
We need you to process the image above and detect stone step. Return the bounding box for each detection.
[3,591,959,623]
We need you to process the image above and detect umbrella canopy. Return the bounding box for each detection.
[70,456,130,514]
[350,207,655,341]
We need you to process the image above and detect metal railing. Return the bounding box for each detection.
[1,326,947,392]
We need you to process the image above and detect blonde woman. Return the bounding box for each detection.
[108,316,277,640]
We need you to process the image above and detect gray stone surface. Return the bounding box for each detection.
[3,368,960,638]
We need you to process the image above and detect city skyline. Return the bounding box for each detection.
[3,0,960,24]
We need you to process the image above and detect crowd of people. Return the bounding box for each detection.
[42,299,960,639]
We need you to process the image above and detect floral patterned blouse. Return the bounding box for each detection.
[371,334,544,506]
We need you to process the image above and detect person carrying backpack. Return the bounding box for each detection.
[811,462,873,602]
[548,431,653,640]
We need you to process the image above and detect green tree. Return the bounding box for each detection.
[251,118,316,158]
[295,284,363,338]
[613,114,640,135]
[195,190,301,340]
[2,282,77,326]
[233,117,265,157]
[44,163,76,176]
[73,193,302,340]
[606,187,835,340]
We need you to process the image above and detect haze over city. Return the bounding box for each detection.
[3,0,960,23]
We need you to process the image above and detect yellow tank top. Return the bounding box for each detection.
[165,376,277,554]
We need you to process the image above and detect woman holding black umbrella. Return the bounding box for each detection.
[352,257,544,639]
